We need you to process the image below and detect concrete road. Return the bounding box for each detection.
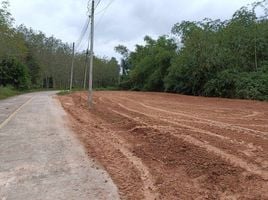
[0,92,120,200]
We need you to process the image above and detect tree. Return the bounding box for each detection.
[116,36,177,91]
[1,2,120,90]
[115,45,130,76]
[116,1,268,100]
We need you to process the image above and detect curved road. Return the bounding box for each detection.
[0,91,119,200]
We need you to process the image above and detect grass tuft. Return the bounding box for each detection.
[57,90,71,96]
[0,86,21,100]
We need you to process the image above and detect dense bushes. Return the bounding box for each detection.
[236,69,268,100]
[203,70,238,98]
[0,58,30,89]
[116,1,268,100]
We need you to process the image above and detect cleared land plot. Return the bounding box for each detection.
[59,91,268,200]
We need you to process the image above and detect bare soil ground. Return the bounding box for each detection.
[58,91,268,200]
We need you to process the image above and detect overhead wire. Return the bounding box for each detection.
[75,0,115,52]
[75,17,90,51]
[95,0,115,15]
[95,0,101,9]
[75,0,97,51]
[95,0,115,29]
[75,0,99,52]
[87,0,101,15]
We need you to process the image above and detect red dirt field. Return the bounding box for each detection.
[58,91,268,200]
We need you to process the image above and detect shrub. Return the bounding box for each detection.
[0,58,30,90]
[235,71,268,101]
[204,70,238,98]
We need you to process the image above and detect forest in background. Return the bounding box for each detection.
[1,0,268,100]
[116,0,268,100]
[0,0,119,92]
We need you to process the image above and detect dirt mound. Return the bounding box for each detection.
[58,91,268,200]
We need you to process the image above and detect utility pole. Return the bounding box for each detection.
[70,42,75,91]
[83,49,89,89]
[88,0,95,107]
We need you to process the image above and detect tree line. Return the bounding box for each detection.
[0,0,120,90]
[1,0,268,100]
[116,1,268,100]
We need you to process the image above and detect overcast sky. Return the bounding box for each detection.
[8,0,256,58]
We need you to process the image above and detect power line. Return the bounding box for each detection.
[95,0,101,9]
[95,0,115,15]
[95,11,106,29]
[87,0,101,15]
[75,17,90,51]
[95,0,115,28]
[76,0,115,52]
[75,0,100,52]
[83,22,91,89]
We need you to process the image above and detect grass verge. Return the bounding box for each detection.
[57,90,71,96]
[0,86,22,100]
[57,87,119,96]
[94,86,119,91]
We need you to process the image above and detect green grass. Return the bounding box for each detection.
[1,86,114,100]
[0,86,22,100]
[57,87,119,96]
[0,86,58,100]
[94,86,119,91]
[57,90,71,96]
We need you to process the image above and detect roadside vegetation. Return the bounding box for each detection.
[1,0,267,100]
[0,0,120,96]
[116,1,268,101]
[0,86,21,99]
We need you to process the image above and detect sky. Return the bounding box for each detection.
[8,0,257,59]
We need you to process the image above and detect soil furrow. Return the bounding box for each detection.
[110,103,268,180]
[58,91,268,200]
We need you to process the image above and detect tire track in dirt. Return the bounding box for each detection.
[98,124,159,200]
[170,133,268,180]
[60,95,159,200]
[134,109,267,161]
[135,100,268,165]
[82,125,159,200]
[117,102,230,141]
[243,111,261,118]
[111,96,267,155]
[104,95,268,161]
[106,99,268,180]
[60,92,268,199]
[112,95,268,139]
[140,102,268,138]
[109,95,267,138]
